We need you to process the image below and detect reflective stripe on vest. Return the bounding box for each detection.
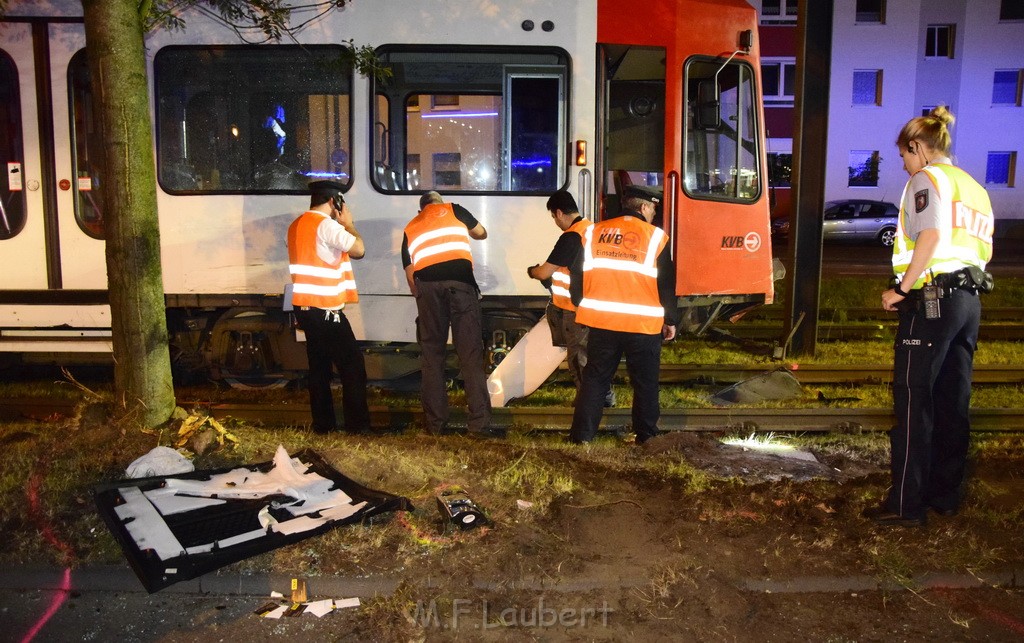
[288,211,358,308]
[551,218,592,311]
[893,164,994,288]
[404,203,473,271]
[575,216,667,334]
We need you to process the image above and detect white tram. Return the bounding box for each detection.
[0,0,775,384]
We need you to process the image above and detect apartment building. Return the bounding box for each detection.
[753,0,1023,235]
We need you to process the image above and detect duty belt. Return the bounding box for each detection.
[893,267,994,298]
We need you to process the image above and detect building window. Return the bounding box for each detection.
[986,152,1016,187]
[848,150,880,187]
[852,70,882,106]
[855,0,885,23]
[760,0,797,24]
[993,70,1023,106]
[1000,0,1024,21]
[767,152,792,188]
[761,59,796,104]
[925,25,955,59]
[432,152,462,188]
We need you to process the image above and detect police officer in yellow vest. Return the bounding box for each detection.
[527,191,597,395]
[568,186,679,444]
[287,180,371,434]
[866,107,995,527]
[402,191,499,437]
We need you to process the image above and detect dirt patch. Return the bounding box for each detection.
[229,431,1024,641]
[4,421,1023,641]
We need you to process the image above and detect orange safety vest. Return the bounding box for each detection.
[287,211,358,308]
[550,218,592,312]
[404,203,474,272]
[575,216,667,334]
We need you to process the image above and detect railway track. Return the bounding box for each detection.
[707,321,1024,342]
[708,307,1024,343]
[744,306,1023,323]
[3,398,1021,434]
[541,363,1024,386]
[655,363,1024,385]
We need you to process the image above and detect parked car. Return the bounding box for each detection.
[771,199,900,247]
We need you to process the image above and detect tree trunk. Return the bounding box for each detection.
[81,0,175,426]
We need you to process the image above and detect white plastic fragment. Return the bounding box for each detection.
[125,446,195,478]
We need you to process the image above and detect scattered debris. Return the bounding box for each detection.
[125,446,195,478]
[437,487,489,530]
[708,369,803,405]
[256,596,361,619]
[94,445,413,592]
[173,412,240,452]
[254,582,361,620]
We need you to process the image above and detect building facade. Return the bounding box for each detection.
[752,0,1023,235]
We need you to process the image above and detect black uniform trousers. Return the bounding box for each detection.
[545,301,590,392]
[414,279,492,433]
[886,287,980,518]
[570,327,661,443]
[294,307,371,434]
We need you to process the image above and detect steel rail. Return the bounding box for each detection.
[654,363,1024,385]
[542,363,1024,386]
[2,399,1021,434]
[705,322,1024,342]
[743,306,1022,323]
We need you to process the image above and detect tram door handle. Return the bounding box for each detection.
[667,170,679,260]
[577,168,593,220]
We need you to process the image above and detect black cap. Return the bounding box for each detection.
[623,185,661,204]
[308,180,346,195]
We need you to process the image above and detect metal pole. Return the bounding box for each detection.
[783,0,833,357]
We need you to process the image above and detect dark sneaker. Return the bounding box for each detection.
[635,430,661,445]
[862,505,926,527]
[468,426,506,439]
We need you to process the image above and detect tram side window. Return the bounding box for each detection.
[683,58,761,203]
[69,50,105,239]
[154,46,352,194]
[0,50,25,240]
[373,47,569,194]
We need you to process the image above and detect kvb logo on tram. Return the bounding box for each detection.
[721,232,761,252]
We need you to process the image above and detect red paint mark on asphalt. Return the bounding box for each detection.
[19,567,72,643]
[20,470,77,642]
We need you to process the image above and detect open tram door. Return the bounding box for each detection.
[596,0,776,336]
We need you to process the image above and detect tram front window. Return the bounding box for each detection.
[683,58,761,202]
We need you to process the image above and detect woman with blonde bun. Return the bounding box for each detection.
[866,106,995,527]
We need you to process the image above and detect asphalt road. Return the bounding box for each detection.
[772,236,1024,279]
